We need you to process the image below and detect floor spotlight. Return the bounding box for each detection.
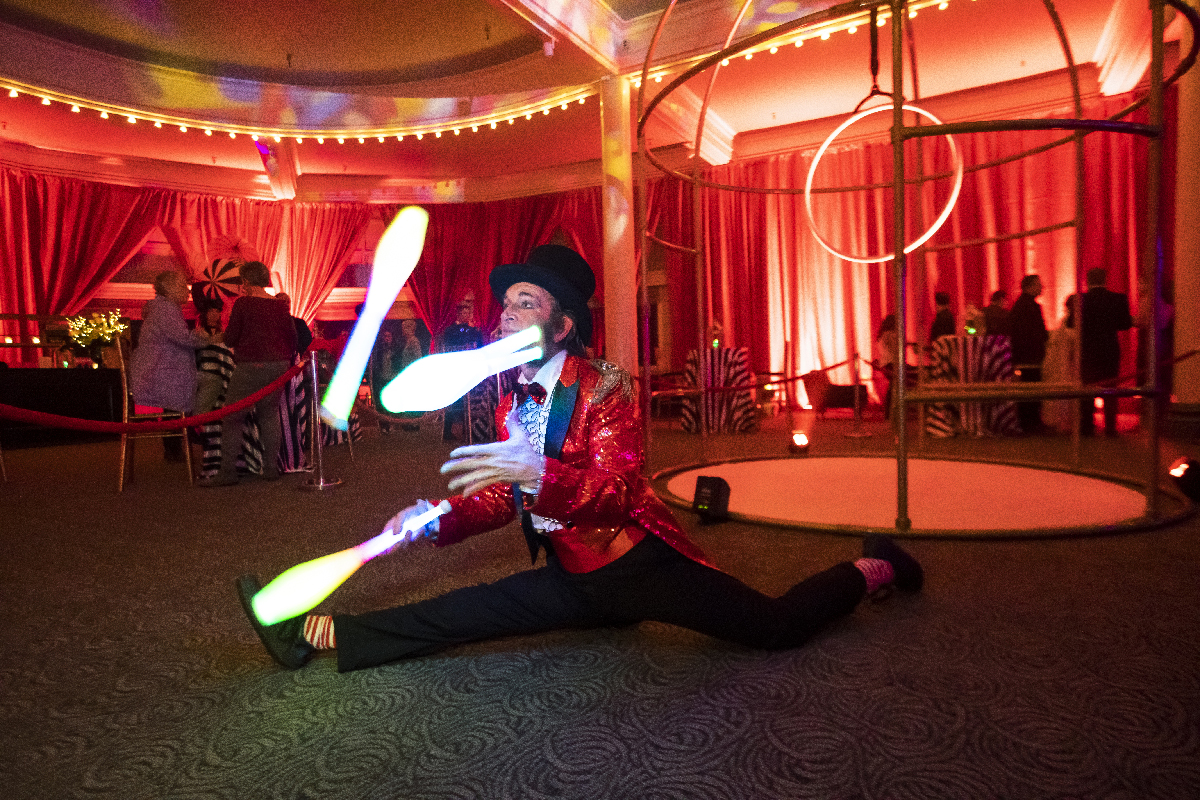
[692,476,730,524]
[790,430,810,455]
[1168,457,1200,502]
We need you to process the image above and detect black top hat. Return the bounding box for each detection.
[490,244,596,345]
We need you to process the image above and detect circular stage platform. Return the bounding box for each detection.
[657,456,1192,538]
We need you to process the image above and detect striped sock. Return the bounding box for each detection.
[303,614,336,650]
[854,558,895,594]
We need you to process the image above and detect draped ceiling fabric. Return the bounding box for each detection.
[0,92,1161,385]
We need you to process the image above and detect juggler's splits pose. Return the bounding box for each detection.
[238,244,923,672]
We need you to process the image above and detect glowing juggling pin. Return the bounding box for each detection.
[380,325,543,412]
[321,206,430,430]
[250,500,451,626]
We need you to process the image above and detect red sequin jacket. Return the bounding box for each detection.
[435,355,712,573]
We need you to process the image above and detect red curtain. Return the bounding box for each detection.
[395,187,603,344]
[157,192,286,287]
[673,92,1153,399]
[0,166,160,346]
[278,203,374,323]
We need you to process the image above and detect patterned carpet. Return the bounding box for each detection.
[2,416,1199,799]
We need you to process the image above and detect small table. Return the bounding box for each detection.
[923,335,1020,437]
[681,347,757,434]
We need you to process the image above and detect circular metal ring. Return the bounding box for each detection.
[804,103,964,264]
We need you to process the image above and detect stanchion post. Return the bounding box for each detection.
[845,351,872,438]
[301,357,342,491]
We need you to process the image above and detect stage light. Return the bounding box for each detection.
[71,105,80,112]
[790,431,810,455]
[42,97,51,105]
[317,137,324,143]
[337,137,345,144]
[7,88,16,98]
[1169,458,1200,502]
[155,121,163,128]
[100,111,109,119]
[692,476,730,524]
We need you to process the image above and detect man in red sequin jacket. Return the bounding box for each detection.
[237,245,923,672]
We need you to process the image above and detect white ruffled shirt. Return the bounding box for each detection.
[514,349,567,534]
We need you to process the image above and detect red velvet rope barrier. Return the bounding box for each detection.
[0,359,309,433]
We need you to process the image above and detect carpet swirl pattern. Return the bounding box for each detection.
[2,434,1199,799]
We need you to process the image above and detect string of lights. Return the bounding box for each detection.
[2,0,966,145]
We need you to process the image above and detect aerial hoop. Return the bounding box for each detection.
[804,103,964,264]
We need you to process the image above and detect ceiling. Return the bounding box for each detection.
[0,1,1142,202]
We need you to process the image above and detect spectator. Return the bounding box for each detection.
[130,271,205,462]
[1080,267,1133,436]
[199,261,297,486]
[983,290,1011,337]
[1009,274,1049,434]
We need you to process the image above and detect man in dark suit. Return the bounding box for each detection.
[930,291,956,342]
[1080,267,1133,436]
[1009,274,1049,434]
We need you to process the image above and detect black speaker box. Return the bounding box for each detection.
[692,475,730,523]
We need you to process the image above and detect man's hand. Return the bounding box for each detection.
[382,498,441,554]
[440,407,545,497]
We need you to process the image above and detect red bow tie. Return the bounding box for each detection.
[516,382,548,405]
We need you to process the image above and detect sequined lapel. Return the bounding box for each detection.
[544,370,579,460]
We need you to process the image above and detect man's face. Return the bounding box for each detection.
[501,282,569,351]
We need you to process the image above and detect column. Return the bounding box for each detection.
[1170,0,1200,432]
[599,75,638,373]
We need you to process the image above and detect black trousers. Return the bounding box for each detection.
[1016,365,1043,433]
[334,535,866,672]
